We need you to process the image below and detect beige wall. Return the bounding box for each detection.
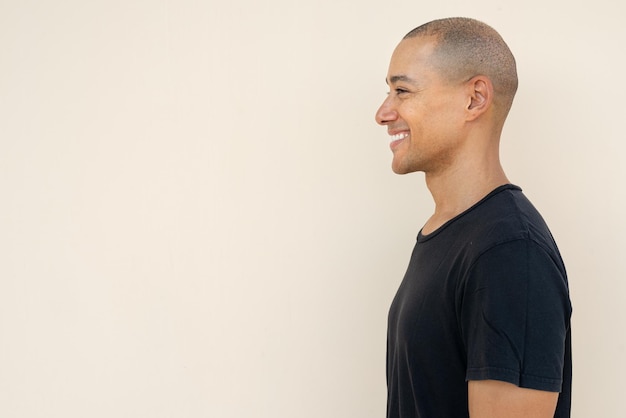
[1,1,624,416]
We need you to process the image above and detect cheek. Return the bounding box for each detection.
[428,103,463,133]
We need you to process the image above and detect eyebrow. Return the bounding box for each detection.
[386,75,418,85]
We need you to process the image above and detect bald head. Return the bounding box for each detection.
[404,18,518,118]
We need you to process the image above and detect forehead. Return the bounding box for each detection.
[387,36,439,83]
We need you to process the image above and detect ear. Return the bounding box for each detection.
[465,76,493,121]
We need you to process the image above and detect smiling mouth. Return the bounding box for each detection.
[389,132,409,142]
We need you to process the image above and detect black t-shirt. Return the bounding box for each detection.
[386,185,572,417]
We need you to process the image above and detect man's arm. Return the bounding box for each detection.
[468,380,559,418]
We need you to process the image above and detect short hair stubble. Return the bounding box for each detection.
[404,17,519,118]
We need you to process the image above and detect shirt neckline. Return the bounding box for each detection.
[417,184,522,242]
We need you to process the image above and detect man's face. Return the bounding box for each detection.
[375,36,468,175]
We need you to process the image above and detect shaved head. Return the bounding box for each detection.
[404,17,518,118]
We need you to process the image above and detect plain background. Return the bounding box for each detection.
[1,0,624,417]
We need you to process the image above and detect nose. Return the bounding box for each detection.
[375,95,397,126]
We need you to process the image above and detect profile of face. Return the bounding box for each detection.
[375,36,469,175]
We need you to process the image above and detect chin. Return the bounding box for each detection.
[391,165,413,175]
[391,160,420,175]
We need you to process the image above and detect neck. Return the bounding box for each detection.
[421,145,509,235]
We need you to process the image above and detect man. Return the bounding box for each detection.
[375,18,572,417]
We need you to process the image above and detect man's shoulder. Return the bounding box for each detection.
[457,186,558,255]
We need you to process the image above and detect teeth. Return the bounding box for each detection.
[390,132,409,141]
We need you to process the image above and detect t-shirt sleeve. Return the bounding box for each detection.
[461,239,572,392]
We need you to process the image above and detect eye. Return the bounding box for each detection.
[385,87,411,97]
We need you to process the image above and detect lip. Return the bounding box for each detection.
[388,131,409,150]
